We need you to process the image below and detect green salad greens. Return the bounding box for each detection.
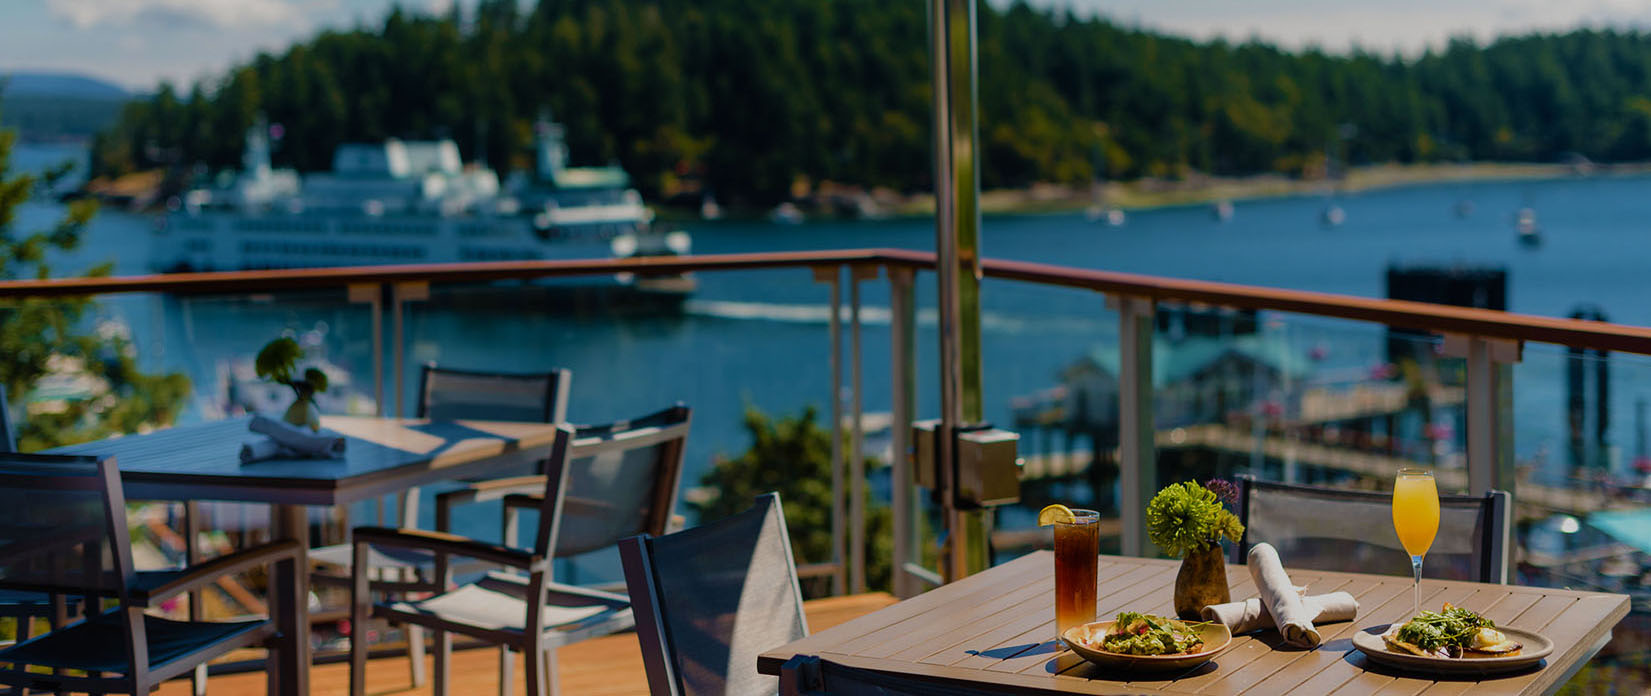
[1100,612,1207,656]
[1393,605,1496,653]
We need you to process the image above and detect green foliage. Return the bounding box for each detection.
[88,3,1651,204]
[0,96,191,451]
[254,336,302,384]
[1145,481,1243,558]
[691,405,892,597]
[254,336,328,401]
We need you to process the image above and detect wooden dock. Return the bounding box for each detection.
[154,593,898,696]
[1019,423,1633,518]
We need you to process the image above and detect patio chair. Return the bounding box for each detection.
[310,364,570,685]
[0,383,70,656]
[432,403,690,695]
[780,655,1001,696]
[0,453,303,695]
[619,492,807,696]
[1233,474,1512,583]
[349,425,635,696]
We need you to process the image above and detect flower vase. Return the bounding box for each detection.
[283,398,320,432]
[1173,543,1230,620]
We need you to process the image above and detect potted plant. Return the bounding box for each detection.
[1146,479,1245,620]
[255,336,330,431]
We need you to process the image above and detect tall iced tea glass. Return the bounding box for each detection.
[1054,508,1100,643]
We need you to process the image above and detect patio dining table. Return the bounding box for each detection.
[759,551,1631,695]
[48,415,564,696]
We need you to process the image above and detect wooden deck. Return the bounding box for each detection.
[155,593,898,696]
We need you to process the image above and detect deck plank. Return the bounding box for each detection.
[154,592,898,696]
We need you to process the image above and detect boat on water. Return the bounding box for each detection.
[154,118,693,298]
[1516,207,1542,246]
[1320,203,1346,228]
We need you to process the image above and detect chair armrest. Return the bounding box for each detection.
[501,494,617,519]
[434,476,548,532]
[353,526,542,571]
[131,540,303,608]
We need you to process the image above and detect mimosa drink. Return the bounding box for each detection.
[1392,473,1439,556]
[1391,468,1439,614]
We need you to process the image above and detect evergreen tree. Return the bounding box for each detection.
[1,97,191,451]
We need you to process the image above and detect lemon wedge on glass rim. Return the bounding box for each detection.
[1038,504,1076,526]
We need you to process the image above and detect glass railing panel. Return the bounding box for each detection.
[976,277,1122,561]
[2,286,379,651]
[402,267,894,595]
[1151,308,1471,493]
[1512,344,1649,689]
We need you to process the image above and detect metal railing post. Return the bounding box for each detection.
[391,281,429,528]
[346,283,386,416]
[888,266,919,598]
[849,265,878,595]
[1114,295,1156,557]
[814,266,847,596]
[1449,333,1519,584]
[931,0,989,583]
[1447,334,1521,497]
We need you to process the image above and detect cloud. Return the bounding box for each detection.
[47,0,305,30]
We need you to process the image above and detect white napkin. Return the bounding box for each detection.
[239,437,292,464]
[248,415,346,459]
[1201,591,1359,636]
[1247,543,1321,648]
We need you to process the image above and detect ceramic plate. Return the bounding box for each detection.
[1062,619,1233,672]
[1351,624,1553,676]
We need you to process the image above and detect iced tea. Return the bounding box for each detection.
[1053,508,1100,642]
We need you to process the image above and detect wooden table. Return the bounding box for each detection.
[50,415,563,696]
[759,552,1631,695]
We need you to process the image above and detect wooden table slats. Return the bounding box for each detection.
[760,552,1631,696]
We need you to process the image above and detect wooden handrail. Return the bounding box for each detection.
[0,248,931,298]
[0,247,1647,355]
[977,256,1651,355]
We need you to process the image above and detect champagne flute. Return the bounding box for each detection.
[1391,468,1440,614]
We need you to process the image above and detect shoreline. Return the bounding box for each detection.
[881,161,1651,218]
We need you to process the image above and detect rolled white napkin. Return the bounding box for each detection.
[1201,591,1359,635]
[248,415,346,459]
[239,437,294,464]
[1248,543,1320,648]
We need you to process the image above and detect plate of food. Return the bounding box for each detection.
[1352,604,1553,675]
[1062,612,1234,672]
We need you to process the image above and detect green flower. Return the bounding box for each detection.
[1146,481,1245,558]
[254,337,329,402]
[255,337,303,385]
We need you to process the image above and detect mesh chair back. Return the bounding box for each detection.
[620,493,807,696]
[0,454,132,604]
[417,365,570,423]
[555,405,691,557]
[1235,475,1511,583]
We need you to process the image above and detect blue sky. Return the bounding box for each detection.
[3,0,1650,92]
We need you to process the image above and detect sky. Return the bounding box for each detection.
[2,0,1651,92]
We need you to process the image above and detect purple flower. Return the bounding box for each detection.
[1203,478,1239,506]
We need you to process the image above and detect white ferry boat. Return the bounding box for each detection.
[154,118,691,277]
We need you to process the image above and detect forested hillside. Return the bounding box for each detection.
[89,0,1651,204]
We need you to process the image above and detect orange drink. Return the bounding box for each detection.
[1391,468,1439,614]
